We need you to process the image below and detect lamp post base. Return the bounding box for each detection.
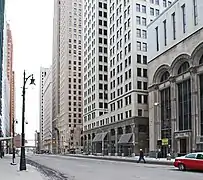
[19,147,26,171]
[10,162,17,165]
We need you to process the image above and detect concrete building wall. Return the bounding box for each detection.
[52,0,83,153]
[148,0,203,155]
[43,67,52,152]
[39,67,49,150]
[82,0,174,156]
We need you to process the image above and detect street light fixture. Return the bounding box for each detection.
[19,70,35,171]
[11,119,18,165]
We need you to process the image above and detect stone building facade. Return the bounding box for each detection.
[148,0,203,157]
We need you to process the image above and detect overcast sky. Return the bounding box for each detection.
[6,0,54,145]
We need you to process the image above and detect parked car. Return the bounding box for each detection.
[174,152,203,171]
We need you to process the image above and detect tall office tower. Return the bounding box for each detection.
[39,67,49,151]
[83,0,174,156]
[52,0,83,154]
[51,0,61,154]
[6,23,15,137]
[43,67,52,152]
[83,0,109,152]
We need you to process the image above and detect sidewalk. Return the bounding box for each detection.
[64,154,175,165]
[0,155,46,180]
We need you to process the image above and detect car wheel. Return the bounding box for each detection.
[178,163,185,171]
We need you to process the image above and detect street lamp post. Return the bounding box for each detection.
[19,70,35,171]
[11,119,18,165]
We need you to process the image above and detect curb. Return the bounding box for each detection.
[65,154,174,166]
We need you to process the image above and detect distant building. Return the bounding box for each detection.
[52,0,83,154]
[43,67,52,152]
[39,67,49,151]
[6,23,15,137]
[148,0,203,156]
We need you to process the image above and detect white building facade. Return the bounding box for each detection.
[83,0,173,156]
[148,0,203,157]
[43,67,52,152]
[39,67,48,150]
[52,0,83,154]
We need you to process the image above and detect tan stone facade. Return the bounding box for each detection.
[148,28,203,156]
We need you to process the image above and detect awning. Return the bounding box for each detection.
[92,132,108,142]
[0,137,13,141]
[118,133,133,144]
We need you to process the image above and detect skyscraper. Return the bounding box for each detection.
[6,23,15,137]
[52,0,83,154]
[83,0,174,156]
[39,67,49,151]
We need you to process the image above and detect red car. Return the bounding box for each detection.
[174,152,203,171]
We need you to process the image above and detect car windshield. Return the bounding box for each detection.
[185,153,197,158]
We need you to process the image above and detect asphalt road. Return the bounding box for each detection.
[28,154,203,180]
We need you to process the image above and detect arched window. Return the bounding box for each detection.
[199,55,203,65]
[160,71,170,82]
[178,61,190,74]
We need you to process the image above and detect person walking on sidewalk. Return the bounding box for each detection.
[137,149,146,163]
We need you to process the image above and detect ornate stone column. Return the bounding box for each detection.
[169,76,177,153]
[190,67,198,152]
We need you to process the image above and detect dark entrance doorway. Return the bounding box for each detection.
[180,138,187,154]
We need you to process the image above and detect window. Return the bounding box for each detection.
[150,8,154,16]
[136,3,140,12]
[155,0,159,5]
[172,13,176,40]
[160,71,170,82]
[163,20,167,46]
[142,17,146,26]
[185,153,196,159]
[136,16,141,24]
[178,62,189,74]
[155,27,159,51]
[181,4,186,33]
[137,54,141,63]
[137,28,141,37]
[142,30,147,39]
[143,69,147,77]
[197,154,203,159]
[143,56,147,64]
[137,68,141,76]
[178,79,191,131]
[143,82,148,90]
[156,9,159,16]
[137,81,142,89]
[193,0,198,25]
[143,43,147,52]
[200,75,203,135]
[142,5,146,13]
[137,41,141,50]
[99,2,102,8]
[138,94,142,103]
[138,109,142,116]
[163,0,167,7]
[143,95,148,104]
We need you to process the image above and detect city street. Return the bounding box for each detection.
[28,154,203,180]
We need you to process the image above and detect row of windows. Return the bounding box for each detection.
[156,1,198,51]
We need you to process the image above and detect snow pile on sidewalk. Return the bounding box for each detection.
[0,155,47,180]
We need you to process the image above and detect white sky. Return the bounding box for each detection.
[6,0,54,145]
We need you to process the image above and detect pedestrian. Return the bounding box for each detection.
[137,149,146,163]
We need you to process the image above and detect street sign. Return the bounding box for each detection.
[162,138,168,145]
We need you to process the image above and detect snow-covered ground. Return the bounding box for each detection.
[0,155,47,180]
